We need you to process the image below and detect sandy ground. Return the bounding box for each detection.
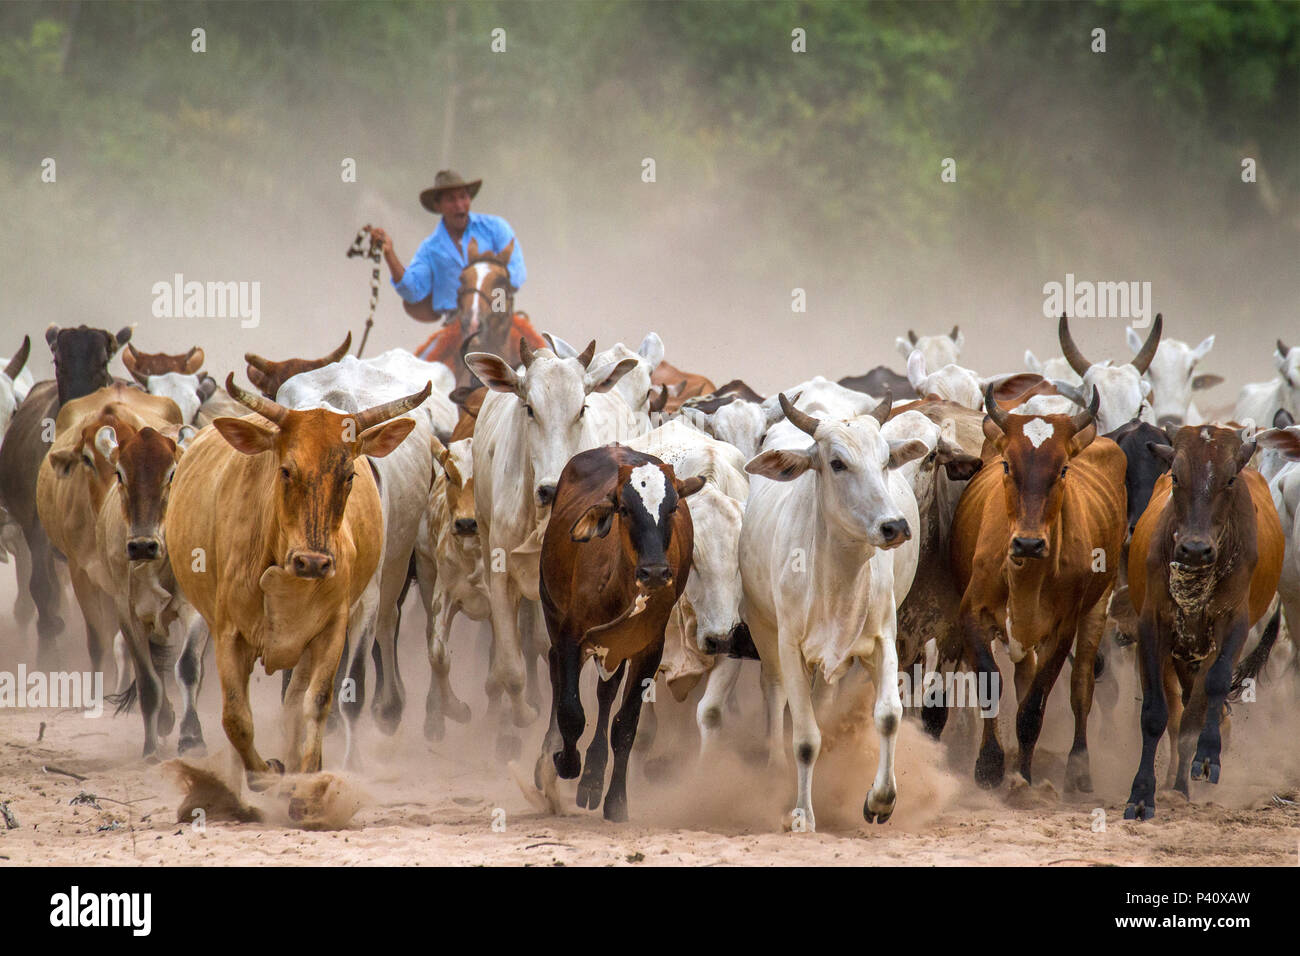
[1,568,1299,868]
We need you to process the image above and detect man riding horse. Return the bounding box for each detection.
[368,169,545,385]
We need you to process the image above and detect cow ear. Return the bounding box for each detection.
[1256,427,1300,462]
[1146,441,1175,465]
[888,438,929,470]
[1068,422,1098,456]
[676,475,706,499]
[48,449,82,476]
[1125,326,1144,355]
[1274,409,1296,429]
[197,374,218,402]
[464,353,521,396]
[587,357,638,395]
[1192,373,1223,391]
[637,332,665,369]
[571,498,617,542]
[45,325,60,348]
[1024,350,1042,374]
[1235,439,1258,473]
[174,424,198,451]
[213,417,277,456]
[990,372,1042,404]
[358,418,416,459]
[94,425,120,467]
[745,448,812,482]
[648,385,669,413]
[939,439,983,480]
[895,337,913,361]
[183,347,205,374]
[906,350,927,390]
[114,327,133,351]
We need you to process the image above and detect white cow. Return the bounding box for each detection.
[1,336,33,435]
[1024,350,1082,386]
[546,332,664,434]
[676,395,786,460]
[465,341,639,757]
[1056,313,1161,434]
[895,326,963,371]
[625,419,749,755]
[1127,330,1219,426]
[1236,341,1300,431]
[276,352,446,759]
[741,392,927,831]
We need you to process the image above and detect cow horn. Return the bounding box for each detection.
[4,335,31,381]
[121,343,149,385]
[870,388,893,425]
[519,336,536,368]
[950,325,960,341]
[183,346,205,374]
[1070,386,1101,434]
[244,351,273,374]
[225,373,288,425]
[324,332,352,364]
[779,392,820,437]
[1278,339,1291,358]
[907,329,918,345]
[354,381,432,432]
[1057,314,1093,377]
[541,332,557,352]
[577,339,597,368]
[1130,313,1163,374]
[983,383,1009,432]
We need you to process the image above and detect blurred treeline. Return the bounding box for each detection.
[0,1,1296,348]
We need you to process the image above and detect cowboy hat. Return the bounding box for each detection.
[419,169,482,213]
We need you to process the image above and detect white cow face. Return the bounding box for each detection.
[895,326,963,370]
[1276,344,1300,405]
[1077,363,1150,435]
[145,372,205,425]
[906,350,983,409]
[586,332,664,422]
[747,400,927,548]
[678,399,784,460]
[1128,332,1217,427]
[1024,350,1081,386]
[682,484,745,651]
[466,346,636,508]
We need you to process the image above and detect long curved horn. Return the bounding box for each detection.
[1278,339,1291,358]
[1058,314,1092,377]
[225,373,288,424]
[182,346,205,374]
[779,392,820,437]
[353,381,432,432]
[3,335,30,381]
[518,336,536,368]
[323,332,352,364]
[1130,313,1163,374]
[121,343,149,385]
[870,388,893,425]
[1070,386,1101,434]
[244,351,274,373]
[907,329,918,345]
[577,339,597,368]
[983,383,1009,432]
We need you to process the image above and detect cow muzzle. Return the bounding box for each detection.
[1010,536,1048,559]
[126,536,162,562]
[702,622,759,659]
[453,517,478,536]
[1174,538,1216,568]
[288,549,335,579]
[877,518,911,548]
[635,563,672,589]
[535,483,558,508]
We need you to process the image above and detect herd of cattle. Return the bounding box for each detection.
[2,315,1300,829]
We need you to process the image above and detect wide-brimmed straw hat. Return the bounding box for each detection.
[419,169,482,212]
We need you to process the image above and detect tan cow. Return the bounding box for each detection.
[166,376,426,786]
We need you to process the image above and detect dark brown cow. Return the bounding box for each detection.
[244,332,351,399]
[1123,426,1287,820]
[121,344,204,384]
[944,387,1126,791]
[534,445,702,821]
[0,325,131,662]
[651,359,715,412]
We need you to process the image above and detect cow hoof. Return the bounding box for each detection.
[1123,800,1154,821]
[576,767,605,810]
[371,705,402,737]
[553,748,581,779]
[1065,752,1093,794]
[974,749,1005,790]
[177,735,207,757]
[496,734,522,761]
[143,749,161,765]
[1191,757,1220,784]
[247,760,285,793]
[157,703,176,738]
[782,809,815,833]
[602,798,628,823]
[864,808,893,825]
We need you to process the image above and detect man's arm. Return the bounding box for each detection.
[370,227,434,304]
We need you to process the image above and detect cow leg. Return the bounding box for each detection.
[920,636,951,740]
[518,598,546,717]
[1160,660,1184,790]
[603,642,664,823]
[533,645,563,812]
[296,617,349,774]
[484,574,536,759]
[778,637,820,832]
[425,592,471,740]
[1015,624,1073,785]
[864,620,903,824]
[68,567,115,677]
[120,620,165,761]
[1191,612,1250,787]
[553,641,584,779]
[759,660,788,768]
[7,530,36,635]
[215,630,282,789]
[28,531,66,668]
[339,605,375,770]
[1066,599,1106,793]
[963,612,1004,788]
[369,562,409,735]
[175,606,209,756]
[697,656,743,759]
[112,632,132,697]
[577,660,626,810]
[1124,612,1171,820]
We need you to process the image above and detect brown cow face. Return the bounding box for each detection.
[572,462,705,591]
[1151,426,1256,568]
[985,412,1097,561]
[49,412,140,516]
[99,425,192,562]
[437,441,478,537]
[46,325,132,404]
[214,409,414,578]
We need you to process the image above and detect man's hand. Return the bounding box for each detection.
[368,226,404,282]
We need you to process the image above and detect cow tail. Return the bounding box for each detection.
[1230,604,1283,697]
[106,681,138,715]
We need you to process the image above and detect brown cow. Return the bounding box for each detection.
[166,375,426,786]
[946,386,1126,791]
[651,359,715,412]
[1123,425,1287,820]
[533,445,702,821]
[121,344,205,383]
[244,332,352,399]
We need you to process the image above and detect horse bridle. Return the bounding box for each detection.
[455,260,514,329]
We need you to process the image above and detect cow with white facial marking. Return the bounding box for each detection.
[741,391,926,831]
[943,386,1126,792]
[1126,329,1221,427]
[464,339,640,758]
[1057,313,1162,434]
[532,445,701,821]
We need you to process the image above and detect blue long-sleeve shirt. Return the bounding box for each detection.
[392,212,526,311]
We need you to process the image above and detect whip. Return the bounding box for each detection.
[346,225,383,358]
